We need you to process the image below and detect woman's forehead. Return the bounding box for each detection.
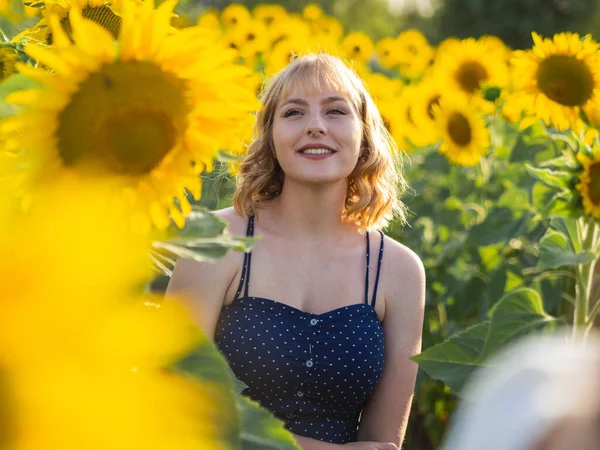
[277,77,357,106]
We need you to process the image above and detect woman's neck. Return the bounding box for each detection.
[264,179,353,239]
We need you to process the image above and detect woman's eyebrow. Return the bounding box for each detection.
[279,96,349,109]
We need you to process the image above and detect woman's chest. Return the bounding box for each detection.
[245,242,370,312]
[215,300,385,405]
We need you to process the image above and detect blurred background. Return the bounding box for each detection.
[176,0,600,49]
[3,1,599,449]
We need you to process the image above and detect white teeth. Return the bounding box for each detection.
[300,148,334,154]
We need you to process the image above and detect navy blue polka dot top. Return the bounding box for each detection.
[215,216,385,444]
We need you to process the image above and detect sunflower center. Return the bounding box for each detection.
[427,95,441,119]
[353,45,361,54]
[456,61,488,94]
[536,55,595,107]
[447,112,472,146]
[54,6,121,43]
[57,61,190,176]
[587,161,600,204]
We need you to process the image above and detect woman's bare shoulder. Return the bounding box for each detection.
[212,207,248,236]
[381,234,426,313]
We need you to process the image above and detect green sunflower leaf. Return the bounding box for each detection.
[411,321,489,394]
[237,395,301,450]
[509,135,553,163]
[172,338,241,448]
[526,165,574,190]
[531,182,580,219]
[536,230,597,270]
[479,288,563,360]
[152,207,257,272]
[174,206,228,239]
[173,333,298,450]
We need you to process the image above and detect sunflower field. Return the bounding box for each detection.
[1,0,600,449]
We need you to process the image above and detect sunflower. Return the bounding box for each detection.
[479,34,511,61]
[433,37,508,102]
[315,16,343,42]
[264,36,311,75]
[363,72,403,102]
[221,3,250,28]
[25,0,126,44]
[376,98,407,152]
[252,3,287,28]
[0,46,19,82]
[0,180,229,450]
[377,84,432,151]
[303,3,324,22]
[411,78,444,145]
[375,37,400,69]
[225,18,269,61]
[396,84,435,148]
[341,31,374,64]
[510,32,600,131]
[433,94,490,166]
[576,145,600,218]
[436,37,460,56]
[3,0,260,231]
[395,29,434,79]
[265,15,310,49]
[579,100,600,145]
[196,8,220,30]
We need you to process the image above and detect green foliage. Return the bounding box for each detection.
[430,0,599,49]
[174,336,300,450]
[152,205,256,276]
[0,74,38,119]
[413,288,564,393]
[479,288,563,359]
[411,321,489,393]
[536,230,597,270]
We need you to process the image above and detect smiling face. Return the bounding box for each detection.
[272,82,363,185]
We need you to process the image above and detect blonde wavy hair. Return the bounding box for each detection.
[233,53,407,232]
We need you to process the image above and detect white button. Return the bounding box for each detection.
[296,391,304,397]
[310,319,318,326]
[305,360,313,368]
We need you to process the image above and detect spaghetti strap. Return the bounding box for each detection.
[364,231,371,304]
[233,216,255,301]
[371,231,384,308]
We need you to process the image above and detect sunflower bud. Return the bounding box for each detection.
[482,85,501,102]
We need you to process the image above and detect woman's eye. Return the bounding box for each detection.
[328,108,346,115]
[283,109,302,117]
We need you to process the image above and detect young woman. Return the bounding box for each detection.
[167,53,425,450]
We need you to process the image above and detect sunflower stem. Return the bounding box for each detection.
[573,217,598,338]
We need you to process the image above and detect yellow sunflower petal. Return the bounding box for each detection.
[70,6,116,61]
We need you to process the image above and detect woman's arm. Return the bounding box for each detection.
[294,435,398,450]
[356,240,426,447]
[165,209,243,338]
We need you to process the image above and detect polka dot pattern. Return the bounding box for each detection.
[215,216,385,444]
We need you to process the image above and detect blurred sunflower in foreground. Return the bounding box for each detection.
[3,0,260,232]
[15,0,125,43]
[511,32,600,131]
[0,179,228,450]
[0,45,19,81]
